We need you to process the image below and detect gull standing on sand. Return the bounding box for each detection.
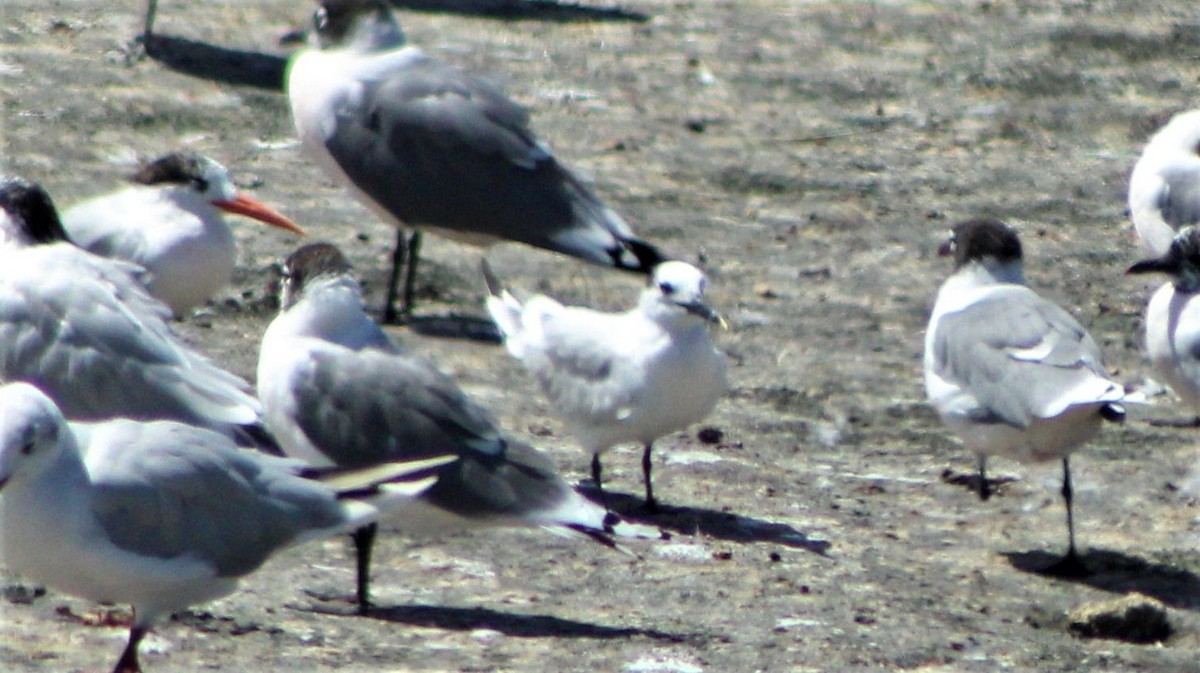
[63,152,305,316]
[0,381,447,673]
[1128,109,1200,257]
[924,218,1126,575]
[1127,226,1200,425]
[484,261,728,513]
[258,242,658,612]
[0,177,276,449]
[287,0,663,321]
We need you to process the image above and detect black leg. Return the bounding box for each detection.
[352,523,378,614]
[1044,457,1089,577]
[977,454,990,501]
[402,230,422,316]
[1061,456,1078,560]
[144,0,157,36]
[641,443,659,513]
[591,453,611,511]
[113,622,146,673]
[383,228,408,324]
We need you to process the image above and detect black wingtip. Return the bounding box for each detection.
[1100,403,1126,424]
[236,423,286,456]
[614,238,669,274]
[563,523,620,550]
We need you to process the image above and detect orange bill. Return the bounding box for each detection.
[213,194,305,235]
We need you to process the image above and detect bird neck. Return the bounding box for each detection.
[957,257,1025,287]
[287,277,388,349]
[346,10,406,53]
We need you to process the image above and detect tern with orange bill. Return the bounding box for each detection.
[63,152,304,316]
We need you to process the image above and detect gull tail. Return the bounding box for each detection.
[481,259,525,343]
[419,440,666,548]
[540,490,665,552]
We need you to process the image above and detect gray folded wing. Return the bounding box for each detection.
[0,247,259,426]
[932,286,1115,427]
[290,345,505,465]
[522,310,642,429]
[326,55,634,260]
[288,345,576,519]
[85,420,346,577]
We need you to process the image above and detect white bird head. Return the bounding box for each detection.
[1144,109,1200,156]
[641,261,725,327]
[0,175,74,248]
[938,218,1025,284]
[310,0,406,51]
[1127,225,1200,293]
[0,383,65,493]
[279,242,356,310]
[131,153,304,235]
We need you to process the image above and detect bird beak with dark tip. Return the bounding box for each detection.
[212,194,306,235]
[1125,257,1178,275]
[937,240,955,257]
[683,301,728,329]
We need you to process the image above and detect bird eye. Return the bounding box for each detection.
[658,282,675,296]
[19,440,34,456]
[191,177,209,193]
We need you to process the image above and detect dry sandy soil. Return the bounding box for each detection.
[5,0,1200,671]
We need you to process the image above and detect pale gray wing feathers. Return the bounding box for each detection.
[934,288,1113,427]
[527,311,637,429]
[326,57,633,260]
[1159,163,1200,229]
[89,421,345,577]
[291,347,506,467]
[0,256,257,426]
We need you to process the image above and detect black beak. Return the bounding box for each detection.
[681,301,727,328]
[1126,257,1178,275]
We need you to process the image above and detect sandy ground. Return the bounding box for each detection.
[5,0,1200,671]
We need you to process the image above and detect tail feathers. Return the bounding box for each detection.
[480,258,504,298]
[538,488,665,552]
[603,512,667,541]
[480,259,525,342]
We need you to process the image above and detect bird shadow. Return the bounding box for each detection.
[1004,548,1200,611]
[138,0,646,92]
[397,313,504,343]
[141,33,289,92]
[299,600,705,643]
[393,0,650,23]
[583,486,833,556]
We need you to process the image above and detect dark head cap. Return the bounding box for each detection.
[312,0,399,49]
[0,176,72,246]
[130,152,210,190]
[281,242,354,307]
[939,218,1023,270]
